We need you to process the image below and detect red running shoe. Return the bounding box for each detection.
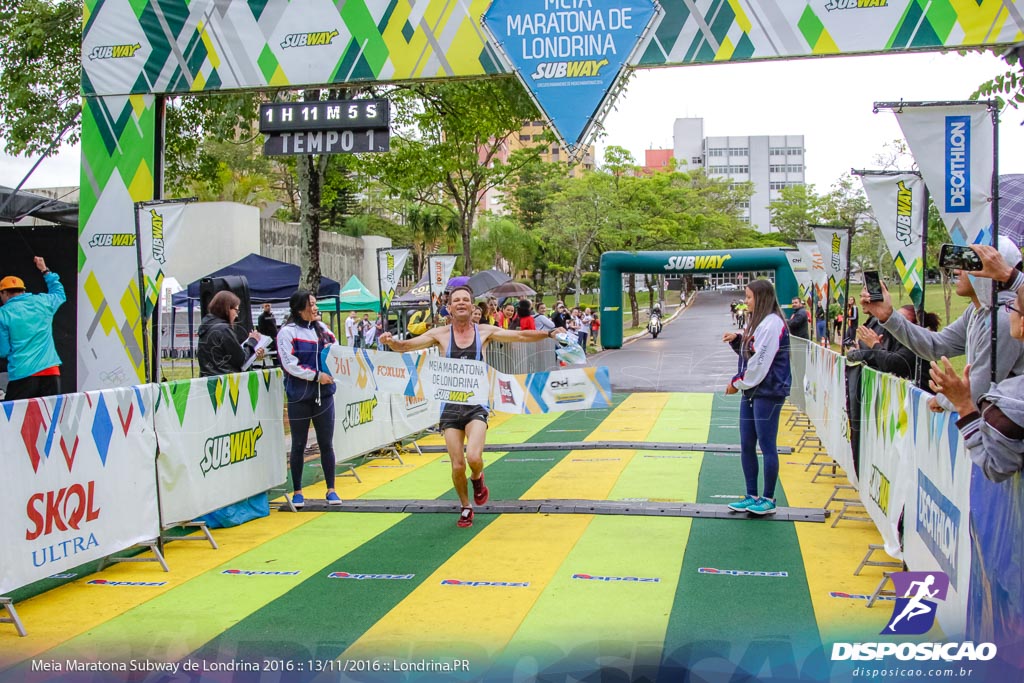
[457,507,474,528]
[471,473,489,506]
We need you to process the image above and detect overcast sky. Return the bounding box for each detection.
[1,50,1021,195]
[600,49,1024,190]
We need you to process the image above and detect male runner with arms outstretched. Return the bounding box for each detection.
[380,285,564,527]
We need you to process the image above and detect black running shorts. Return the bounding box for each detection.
[439,403,490,432]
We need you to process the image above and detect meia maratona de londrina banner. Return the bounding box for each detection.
[324,346,611,414]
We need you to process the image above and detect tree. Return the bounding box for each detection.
[0,0,82,157]
[972,45,1024,119]
[362,78,544,270]
[768,184,825,242]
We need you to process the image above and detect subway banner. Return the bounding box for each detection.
[859,173,926,306]
[0,386,160,595]
[904,385,973,637]
[378,248,410,315]
[154,370,286,526]
[804,343,858,488]
[812,226,850,303]
[136,201,189,322]
[858,368,915,559]
[427,254,458,317]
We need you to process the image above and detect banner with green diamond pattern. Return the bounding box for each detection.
[154,369,286,526]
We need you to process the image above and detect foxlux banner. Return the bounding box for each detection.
[892,104,994,248]
[482,0,660,150]
[0,386,160,595]
[795,240,827,302]
[812,227,850,303]
[378,248,409,315]
[154,370,286,526]
[428,255,458,317]
[858,368,914,559]
[859,173,926,306]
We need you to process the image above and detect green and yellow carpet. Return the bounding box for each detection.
[0,393,902,682]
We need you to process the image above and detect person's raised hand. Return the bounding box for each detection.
[34,256,47,272]
[967,245,1015,283]
[856,326,881,348]
[929,358,974,415]
[859,280,894,323]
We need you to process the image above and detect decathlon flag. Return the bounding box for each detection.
[136,201,188,320]
[784,250,813,300]
[428,255,458,316]
[860,173,926,306]
[796,240,827,302]
[813,227,850,303]
[378,248,410,314]
[893,104,994,248]
[491,366,612,414]
[420,356,490,406]
[0,386,160,595]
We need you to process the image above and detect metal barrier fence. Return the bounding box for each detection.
[485,339,559,375]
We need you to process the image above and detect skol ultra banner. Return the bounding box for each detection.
[858,368,915,558]
[491,366,612,414]
[813,227,850,303]
[154,370,286,526]
[859,173,926,306]
[804,343,858,488]
[378,248,410,316]
[904,385,973,637]
[796,240,827,303]
[0,386,160,595]
[428,254,458,316]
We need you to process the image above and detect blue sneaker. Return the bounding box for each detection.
[748,497,777,516]
[326,491,342,506]
[291,493,305,509]
[728,495,759,512]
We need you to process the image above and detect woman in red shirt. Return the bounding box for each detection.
[516,299,536,330]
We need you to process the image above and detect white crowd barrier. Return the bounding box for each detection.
[792,343,980,637]
[0,385,161,595]
[155,370,286,526]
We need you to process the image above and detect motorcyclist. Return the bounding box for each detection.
[648,304,663,338]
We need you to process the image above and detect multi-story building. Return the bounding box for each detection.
[670,118,805,233]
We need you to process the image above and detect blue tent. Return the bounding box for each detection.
[171,253,340,306]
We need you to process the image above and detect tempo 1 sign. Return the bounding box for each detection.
[263,129,389,156]
[259,98,390,156]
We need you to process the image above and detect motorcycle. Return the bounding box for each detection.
[647,310,663,338]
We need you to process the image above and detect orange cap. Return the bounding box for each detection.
[0,276,26,291]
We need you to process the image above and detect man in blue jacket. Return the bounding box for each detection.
[0,257,66,400]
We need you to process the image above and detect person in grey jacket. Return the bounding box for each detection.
[929,282,1024,483]
[860,237,1024,413]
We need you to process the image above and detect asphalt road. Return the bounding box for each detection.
[590,291,746,393]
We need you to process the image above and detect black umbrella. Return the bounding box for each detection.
[487,281,536,299]
[467,269,512,295]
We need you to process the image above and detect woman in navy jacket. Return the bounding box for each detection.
[277,290,340,508]
[722,279,792,516]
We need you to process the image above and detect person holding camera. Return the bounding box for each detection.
[860,237,1024,412]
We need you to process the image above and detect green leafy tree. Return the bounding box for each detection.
[0,0,82,157]
[972,45,1024,118]
[362,79,543,270]
[768,183,825,242]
